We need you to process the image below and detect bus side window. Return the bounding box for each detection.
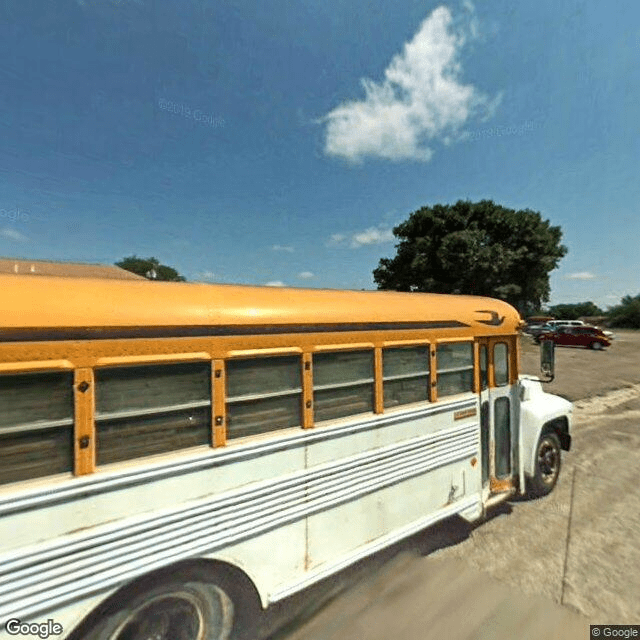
[313,350,374,423]
[494,343,509,387]
[226,355,302,439]
[382,346,430,408]
[436,342,474,397]
[0,371,74,485]
[95,362,211,464]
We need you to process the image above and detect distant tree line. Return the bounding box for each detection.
[544,301,603,320]
[603,295,640,329]
[528,298,640,329]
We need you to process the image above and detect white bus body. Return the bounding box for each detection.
[0,382,571,639]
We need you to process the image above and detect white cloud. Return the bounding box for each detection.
[194,270,216,281]
[463,0,480,39]
[265,280,286,287]
[322,5,496,162]
[272,245,294,253]
[327,225,395,248]
[326,233,346,246]
[566,272,596,280]
[298,271,314,279]
[351,226,394,248]
[0,228,28,242]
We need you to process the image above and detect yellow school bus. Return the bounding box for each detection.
[0,274,572,640]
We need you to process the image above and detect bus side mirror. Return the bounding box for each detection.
[540,339,555,382]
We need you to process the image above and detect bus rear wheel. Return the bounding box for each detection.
[81,577,234,640]
[529,431,562,497]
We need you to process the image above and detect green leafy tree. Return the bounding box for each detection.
[115,256,186,282]
[607,294,640,329]
[546,301,603,320]
[373,200,567,314]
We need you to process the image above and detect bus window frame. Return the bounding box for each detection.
[311,346,376,426]
[433,338,476,402]
[224,352,305,442]
[380,342,431,412]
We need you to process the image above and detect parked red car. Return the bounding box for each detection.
[540,326,611,350]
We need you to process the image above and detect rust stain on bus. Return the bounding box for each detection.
[490,477,513,493]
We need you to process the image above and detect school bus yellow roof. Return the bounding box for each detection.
[0,274,521,335]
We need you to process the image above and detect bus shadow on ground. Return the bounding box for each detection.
[412,503,513,557]
[259,508,514,639]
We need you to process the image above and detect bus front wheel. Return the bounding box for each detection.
[79,575,235,640]
[529,431,562,497]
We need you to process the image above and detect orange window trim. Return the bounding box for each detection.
[473,342,480,394]
[302,353,314,428]
[374,348,384,414]
[429,344,438,402]
[73,368,95,476]
[213,359,226,447]
[95,353,211,367]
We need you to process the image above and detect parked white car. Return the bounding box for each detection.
[546,320,585,328]
[546,319,614,338]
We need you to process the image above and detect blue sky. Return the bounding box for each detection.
[0,0,638,309]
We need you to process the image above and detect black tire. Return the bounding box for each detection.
[78,573,235,640]
[590,341,604,350]
[528,431,562,497]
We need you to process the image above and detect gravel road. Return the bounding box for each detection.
[256,331,640,639]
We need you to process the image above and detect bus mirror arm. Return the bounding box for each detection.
[528,372,555,384]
